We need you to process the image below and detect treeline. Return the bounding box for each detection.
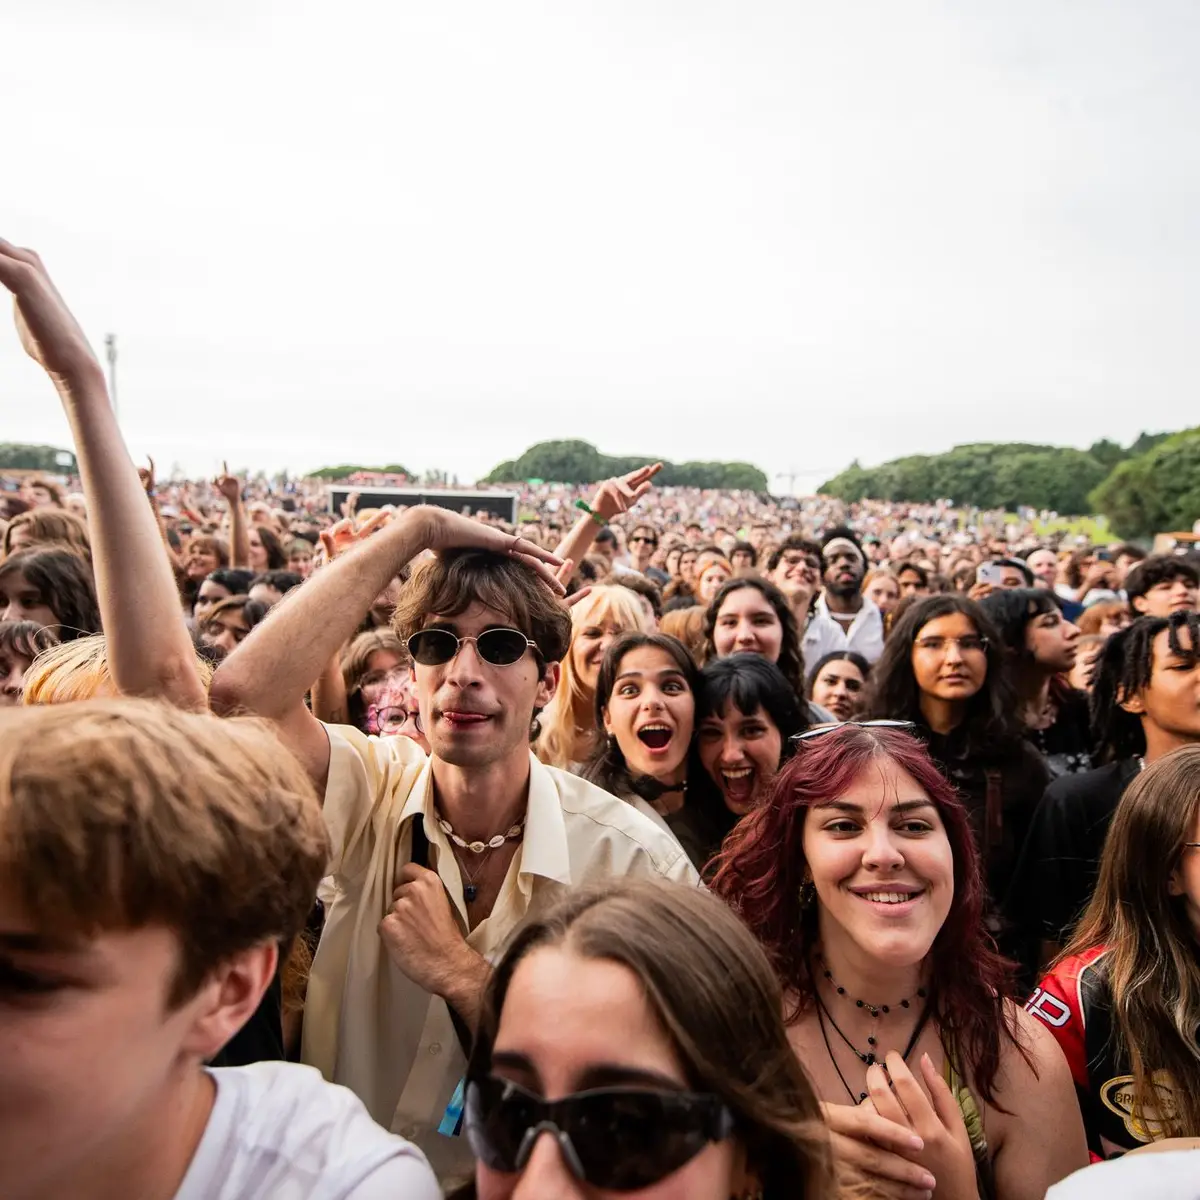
[484,440,768,492]
[0,442,78,472]
[306,462,412,479]
[820,431,1198,540]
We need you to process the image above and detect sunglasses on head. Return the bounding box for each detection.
[465,1077,734,1191]
[406,627,537,667]
[792,718,915,742]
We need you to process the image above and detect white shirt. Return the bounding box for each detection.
[303,725,699,1186]
[803,594,886,666]
[174,1061,438,1200]
[1046,1151,1200,1200]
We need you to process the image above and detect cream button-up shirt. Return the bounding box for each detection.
[302,725,698,1185]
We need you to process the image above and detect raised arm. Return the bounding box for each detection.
[554,463,662,568]
[0,239,207,710]
[214,465,251,568]
[209,506,563,787]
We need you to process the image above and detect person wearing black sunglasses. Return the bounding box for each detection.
[450,879,834,1199]
[211,508,698,1186]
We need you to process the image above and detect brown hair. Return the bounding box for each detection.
[186,533,230,569]
[3,508,91,561]
[465,879,833,1199]
[1064,745,1200,1138]
[0,698,329,1007]
[23,477,64,507]
[660,604,708,665]
[1078,600,1130,636]
[22,633,216,706]
[340,628,409,695]
[392,549,572,664]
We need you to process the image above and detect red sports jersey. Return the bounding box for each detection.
[1028,945,1185,1159]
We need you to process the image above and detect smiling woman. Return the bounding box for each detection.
[711,724,1088,1200]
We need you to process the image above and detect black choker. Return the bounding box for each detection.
[628,775,688,804]
[817,953,927,1017]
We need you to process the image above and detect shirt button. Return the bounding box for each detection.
[429,1042,442,1055]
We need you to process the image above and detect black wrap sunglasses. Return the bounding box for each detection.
[465,1077,734,1191]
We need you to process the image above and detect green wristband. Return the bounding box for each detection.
[575,499,603,522]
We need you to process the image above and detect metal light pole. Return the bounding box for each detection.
[104,333,118,418]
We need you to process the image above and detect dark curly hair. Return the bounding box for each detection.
[0,547,100,642]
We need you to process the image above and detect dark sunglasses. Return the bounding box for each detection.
[629,535,657,546]
[406,627,537,667]
[792,718,915,742]
[465,1077,733,1191]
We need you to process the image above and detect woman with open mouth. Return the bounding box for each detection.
[712,723,1088,1200]
[696,654,805,823]
[584,632,730,871]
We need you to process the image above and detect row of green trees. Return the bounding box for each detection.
[305,462,412,479]
[819,430,1198,540]
[484,440,768,492]
[0,443,78,472]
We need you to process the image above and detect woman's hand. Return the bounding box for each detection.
[873,1053,980,1200]
[138,456,157,497]
[822,1100,937,1200]
[590,463,662,523]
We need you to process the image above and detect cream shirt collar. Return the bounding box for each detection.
[396,749,573,894]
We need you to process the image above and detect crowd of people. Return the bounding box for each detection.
[3,239,1200,1199]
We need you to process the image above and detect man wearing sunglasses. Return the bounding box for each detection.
[210,504,697,1185]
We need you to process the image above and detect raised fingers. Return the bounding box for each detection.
[867,1062,912,1129]
[511,551,567,595]
[884,1053,938,1138]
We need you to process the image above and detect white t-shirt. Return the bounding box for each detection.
[1046,1151,1200,1200]
[174,1061,440,1200]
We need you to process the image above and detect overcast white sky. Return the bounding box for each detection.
[3,1,1198,492]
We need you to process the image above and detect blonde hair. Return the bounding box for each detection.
[0,698,329,1006]
[22,633,215,705]
[536,584,651,769]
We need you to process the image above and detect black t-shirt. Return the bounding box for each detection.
[921,726,1050,908]
[1003,759,1142,949]
[1027,688,1094,778]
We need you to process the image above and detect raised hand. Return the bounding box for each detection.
[0,239,103,388]
[590,462,663,523]
[318,508,394,563]
[213,461,243,504]
[138,456,157,497]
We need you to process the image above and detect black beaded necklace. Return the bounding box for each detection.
[812,954,932,1103]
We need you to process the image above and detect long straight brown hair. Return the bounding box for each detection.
[1064,745,1200,1138]
[461,880,835,1199]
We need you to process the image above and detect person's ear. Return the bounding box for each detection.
[179,941,279,1062]
[1168,868,1186,898]
[1131,595,1150,616]
[602,704,615,737]
[536,661,560,710]
[1117,684,1147,716]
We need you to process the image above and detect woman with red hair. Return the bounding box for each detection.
[712,723,1086,1199]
